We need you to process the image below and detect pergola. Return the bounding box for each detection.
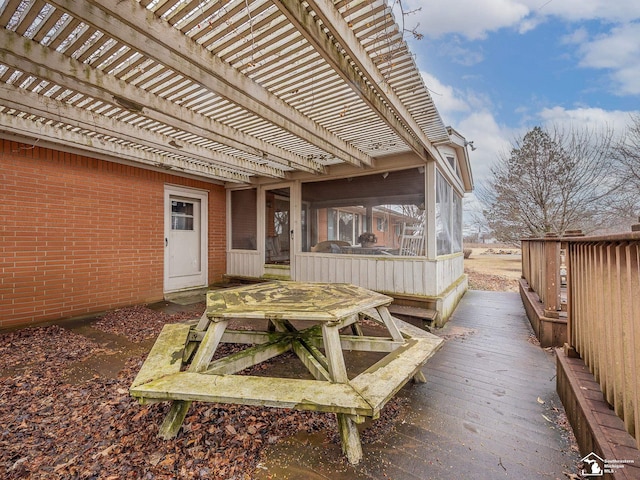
[0,0,459,184]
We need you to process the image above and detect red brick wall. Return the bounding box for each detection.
[0,140,226,329]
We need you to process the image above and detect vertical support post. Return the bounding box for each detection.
[365,206,373,232]
[322,322,363,465]
[322,323,349,383]
[424,160,437,260]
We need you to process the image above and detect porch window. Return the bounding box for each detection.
[327,209,360,244]
[453,192,463,252]
[230,188,257,250]
[436,171,463,255]
[301,169,425,254]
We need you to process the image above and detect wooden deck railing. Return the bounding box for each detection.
[521,232,640,449]
[522,232,640,448]
[521,233,564,317]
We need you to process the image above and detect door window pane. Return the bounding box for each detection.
[172,201,194,230]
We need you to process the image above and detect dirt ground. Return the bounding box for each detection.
[463,244,522,292]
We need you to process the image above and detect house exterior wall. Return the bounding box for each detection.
[0,140,226,329]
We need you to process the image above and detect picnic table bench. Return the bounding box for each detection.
[130,281,443,464]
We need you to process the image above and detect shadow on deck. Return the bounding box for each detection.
[253,290,581,479]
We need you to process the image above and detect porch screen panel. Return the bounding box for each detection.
[231,189,257,250]
[452,192,463,253]
[301,169,425,255]
[436,171,452,255]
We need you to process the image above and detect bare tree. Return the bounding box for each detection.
[478,125,617,243]
[612,114,640,224]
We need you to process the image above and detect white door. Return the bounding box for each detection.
[164,186,208,292]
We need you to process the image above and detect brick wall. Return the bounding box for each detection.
[0,139,226,329]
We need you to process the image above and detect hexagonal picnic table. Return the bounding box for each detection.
[130,281,443,464]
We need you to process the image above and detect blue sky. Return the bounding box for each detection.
[395,0,640,213]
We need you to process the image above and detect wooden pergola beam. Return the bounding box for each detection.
[0,83,287,179]
[276,0,441,163]
[46,0,374,168]
[0,113,251,183]
[0,28,322,175]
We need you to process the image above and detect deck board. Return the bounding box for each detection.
[253,291,581,479]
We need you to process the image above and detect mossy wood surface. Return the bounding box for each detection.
[350,335,444,415]
[130,323,190,388]
[130,373,373,416]
[206,281,392,322]
[130,281,443,465]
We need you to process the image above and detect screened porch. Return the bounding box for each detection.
[226,155,469,325]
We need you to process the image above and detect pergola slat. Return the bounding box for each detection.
[0,0,457,182]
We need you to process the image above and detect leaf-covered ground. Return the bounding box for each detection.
[0,308,407,479]
[465,269,519,292]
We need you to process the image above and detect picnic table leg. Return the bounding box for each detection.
[350,314,364,336]
[322,322,363,465]
[375,307,427,383]
[337,414,363,464]
[158,319,229,439]
[413,370,427,383]
[376,306,405,342]
[159,401,191,439]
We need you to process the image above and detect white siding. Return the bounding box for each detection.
[227,251,263,277]
[292,254,459,297]
[228,251,464,298]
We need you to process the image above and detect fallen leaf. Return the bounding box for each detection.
[159,454,176,468]
[148,452,163,466]
[226,424,237,435]
[92,444,115,459]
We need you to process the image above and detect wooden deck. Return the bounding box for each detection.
[254,290,581,479]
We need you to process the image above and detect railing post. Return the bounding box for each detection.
[562,240,579,358]
[544,234,561,318]
[562,230,583,358]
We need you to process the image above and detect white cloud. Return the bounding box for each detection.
[400,0,640,40]
[521,0,640,23]
[438,39,485,67]
[402,0,530,40]
[576,22,640,95]
[538,106,638,137]
[420,72,471,119]
[458,111,513,185]
[419,71,512,185]
[561,27,589,45]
